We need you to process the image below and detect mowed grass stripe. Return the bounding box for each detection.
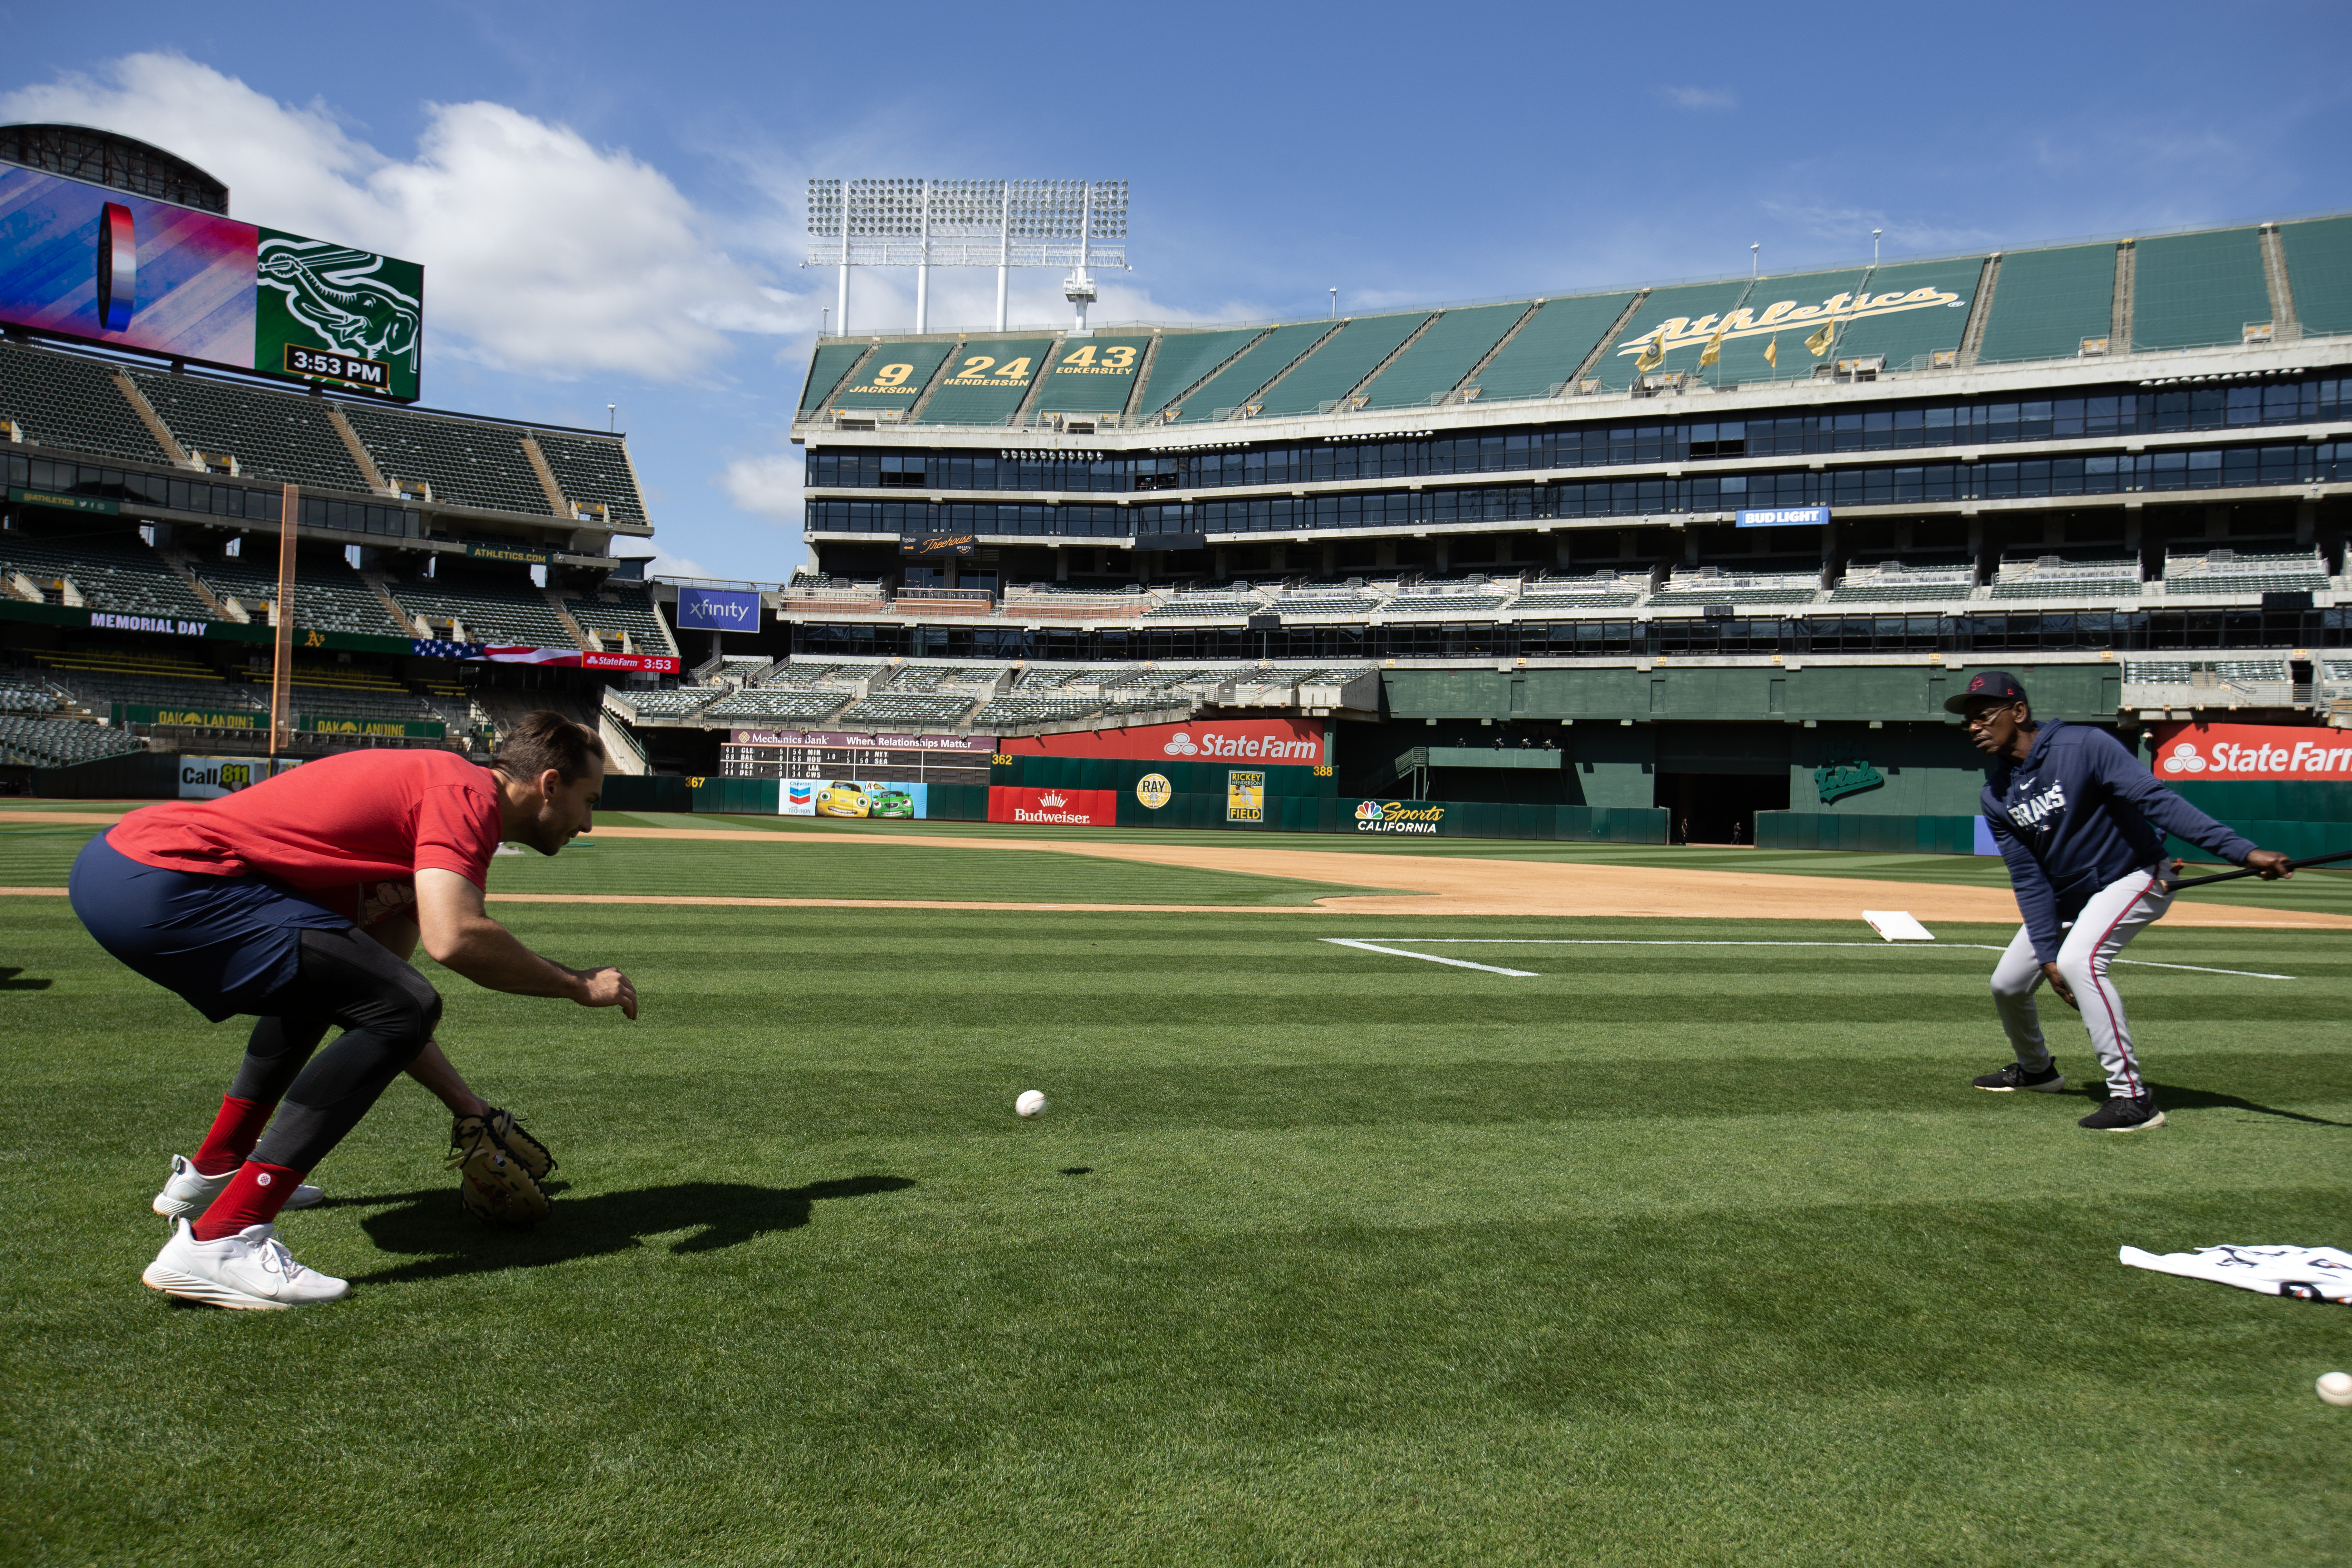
[5,895,2349,1561]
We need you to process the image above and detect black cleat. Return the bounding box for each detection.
[2078,1093,2166,1132]
[1973,1062,2068,1093]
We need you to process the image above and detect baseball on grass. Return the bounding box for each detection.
[2318,1372,2352,1407]
[1014,1090,1049,1119]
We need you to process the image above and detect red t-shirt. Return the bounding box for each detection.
[108,749,504,923]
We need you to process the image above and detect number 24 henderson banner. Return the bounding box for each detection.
[0,165,424,400]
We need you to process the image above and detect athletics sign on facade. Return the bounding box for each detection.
[2151,722,2352,781]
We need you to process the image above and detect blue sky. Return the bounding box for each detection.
[1,1,2344,581]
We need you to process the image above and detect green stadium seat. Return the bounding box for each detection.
[1824,256,1985,369]
[830,341,957,411]
[1030,338,1152,418]
[2278,215,2352,338]
[2132,228,2273,351]
[1975,243,2117,364]
[129,369,369,492]
[1358,304,1528,410]
[1253,313,1431,418]
[799,343,870,416]
[1466,294,1637,402]
[1164,322,1337,424]
[1132,328,1265,419]
[916,338,1054,425]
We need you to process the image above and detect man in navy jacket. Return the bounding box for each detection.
[1952,671,2291,1131]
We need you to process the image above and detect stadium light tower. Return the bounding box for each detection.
[805,179,1128,335]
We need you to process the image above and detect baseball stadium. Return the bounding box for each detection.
[4,133,2350,1565]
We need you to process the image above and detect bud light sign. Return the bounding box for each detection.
[676,588,761,632]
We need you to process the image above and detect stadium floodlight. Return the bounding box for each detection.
[806,178,1128,335]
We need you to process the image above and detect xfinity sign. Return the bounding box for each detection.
[676,588,762,632]
[1736,506,1830,529]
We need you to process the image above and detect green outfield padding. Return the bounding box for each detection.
[1756,811,1981,855]
[1468,292,1638,402]
[1974,243,2116,363]
[2278,214,2352,337]
[598,774,693,813]
[1357,304,1526,410]
[2132,228,2274,351]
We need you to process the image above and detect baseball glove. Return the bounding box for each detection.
[447,1107,557,1225]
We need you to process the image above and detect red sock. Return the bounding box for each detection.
[189,1161,305,1241]
[192,1096,276,1177]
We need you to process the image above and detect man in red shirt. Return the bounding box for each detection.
[69,712,637,1309]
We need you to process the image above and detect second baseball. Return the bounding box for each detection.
[1014,1089,1048,1118]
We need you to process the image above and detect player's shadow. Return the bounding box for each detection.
[0,966,52,990]
[2138,1083,2350,1127]
[344,1176,916,1285]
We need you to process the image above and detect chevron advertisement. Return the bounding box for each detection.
[2151,722,2352,781]
[994,717,1327,765]
[0,164,424,399]
[987,785,1119,826]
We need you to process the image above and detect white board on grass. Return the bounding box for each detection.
[1864,910,1936,942]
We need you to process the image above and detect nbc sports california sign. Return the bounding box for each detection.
[2150,721,2352,782]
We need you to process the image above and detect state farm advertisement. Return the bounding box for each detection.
[2150,722,2352,782]
[996,718,1327,766]
[988,786,1118,826]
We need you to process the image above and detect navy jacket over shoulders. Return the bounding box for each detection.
[1981,720,2255,962]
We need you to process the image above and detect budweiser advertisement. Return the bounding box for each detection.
[2150,722,2352,782]
[988,786,1119,826]
[996,717,1327,766]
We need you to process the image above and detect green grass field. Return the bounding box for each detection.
[3,819,2349,1564]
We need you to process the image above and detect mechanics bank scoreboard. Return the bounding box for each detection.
[719,729,995,785]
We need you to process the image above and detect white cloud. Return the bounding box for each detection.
[0,53,800,381]
[720,450,801,522]
[1660,86,1737,112]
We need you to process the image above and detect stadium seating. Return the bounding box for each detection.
[885,664,997,691]
[0,342,170,464]
[564,586,676,652]
[969,694,1103,726]
[617,686,727,719]
[2278,215,2352,338]
[31,646,257,723]
[1975,244,2116,364]
[703,687,859,722]
[2159,548,2331,596]
[829,341,957,412]
[342,406,554,516]
[837,693,977,725]
[192,554,410,636]
[1257,314,1432,418]
[389,576,576,647]
[1132,328,1264,421]
[1277,590,1391,617]
[759,662,882,689]
[1649,569,1823,608]
[533,432,648,524]
[0,671,63,712]
[2132,228,2273,352]
[799,343,871,416]
[917,338,1053,426]
[1464,294,1638,403]
[0,532,215,620]
[1385,589,1513,614]
[1359,304,1527,410]
[1143,593,1263,620]
[1828,561,1977,603]
[1164,322,1335,424]
[1989,554,2142,600]
[127,369,370,491]
[0,712,150,767]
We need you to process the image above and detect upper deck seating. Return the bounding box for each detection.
[343,406,554,517]
[1359,304,1527,410]
[1989,554,2142,599]
[1143,594,1263,620]
[1031,337,1154,417]
[128,370,369,491]
[1254,313,1431,417]
[837,694,975,725]
[1819,255,1986,371]
[2132,228,2274,352]
[1131,329,1266,421]
[1163,322,1336,424]
[535,433,648,525]
[1828,561,1978,602]
[1975,243,2117,364]
[1278,590,1390,617]
[619,687,726,718]
[0,671,63,712]
[799,343,871,416]
[970,695,1102,726]
[564,586,676,652]
[287,663,445,725]
[1466,294,1639,402]
[916,338,1053,426]
[33,646,256,720]
[2160,548,2331,596]
[0,343,170,463]
[886,664,995,691]
[1386,591,1511,613]
[1514,573,1643,611]
[0,533,213,619]
[2278,215,2352,338]
[701,689,847,722]
[194,554,408,635]
[389,577,576,647]
[1650,568,1821,607]
[829,341,958,412]
[759,662,882,689]
[0,713,150,767]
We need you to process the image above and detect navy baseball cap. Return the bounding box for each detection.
[1945,670,2029,713]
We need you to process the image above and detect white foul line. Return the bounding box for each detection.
[1320,939,1538,976]
[1320,937,2295,981]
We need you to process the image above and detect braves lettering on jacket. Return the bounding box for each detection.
[1982,720,2256,963]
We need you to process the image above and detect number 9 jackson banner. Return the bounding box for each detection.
[0,165,424,400]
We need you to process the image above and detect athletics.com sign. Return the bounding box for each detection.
[2151,721,2352,781]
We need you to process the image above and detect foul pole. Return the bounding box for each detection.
[269,483,298,766]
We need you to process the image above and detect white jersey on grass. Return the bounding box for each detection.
[2120,1244,2352,1303]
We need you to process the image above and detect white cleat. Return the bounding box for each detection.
[142,1219,349,1309]
[151,1154,322,1219]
